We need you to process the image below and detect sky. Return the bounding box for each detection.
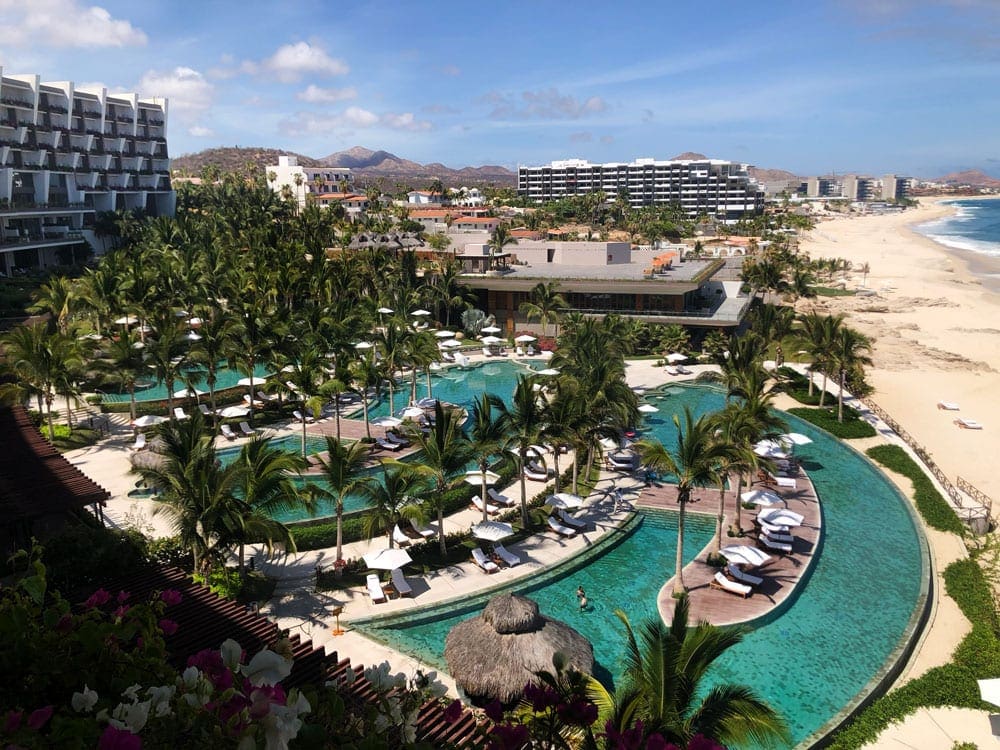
[1,0,998,178]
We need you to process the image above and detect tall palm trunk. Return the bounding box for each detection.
[734,473,745,532]
[44,394,55,441]
[129,387,137,425]
[336,497,344,561]
[819,372,829,407]
[362,396,372,439]
[519,451,529,527]
[425,367,432,398]
[65,393,74,430]
[838,370,846,423]
[674,489,689,595]
[715,482,725,555]
[480,461,490,523]
[552,449,561,493]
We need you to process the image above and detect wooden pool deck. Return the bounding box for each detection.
[636,469,822,628]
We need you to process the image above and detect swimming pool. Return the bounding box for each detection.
[100,362,273,403]
[357,384,929,748]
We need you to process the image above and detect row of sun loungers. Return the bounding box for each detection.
[471,545,522,573]
[367,567,414,604]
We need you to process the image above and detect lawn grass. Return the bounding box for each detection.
[866,444,965,534]
[787,406,877,439]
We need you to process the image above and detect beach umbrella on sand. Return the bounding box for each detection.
[741,489,782,506]
[514,334,536,343]
[363,547,412,570]
[638,404,659,414]
[445,593,594,704]
[720,545,772,568]
[465,470,501,486]
[546,492,583,510]
[471,521,514,542]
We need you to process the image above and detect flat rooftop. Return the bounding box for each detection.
[460,258,716,283]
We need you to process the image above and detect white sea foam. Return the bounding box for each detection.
[920,231,1000,258]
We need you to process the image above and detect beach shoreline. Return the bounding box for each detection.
[796,196,1000,505]
[911,194,1000,295]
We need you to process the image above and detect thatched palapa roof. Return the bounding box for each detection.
[444,593,593,704]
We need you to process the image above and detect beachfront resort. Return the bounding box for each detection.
[0,73,997,750]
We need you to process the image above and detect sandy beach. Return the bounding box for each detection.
[796,197,1000,505]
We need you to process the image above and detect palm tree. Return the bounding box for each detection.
[587,598,788,748]
[831,326,873,422]
[350,354,383,440]
[145,310,187,420]
[187,311,230,417]
[312,437,373,563]
[2,324,78,440]
[409,402,473,555]
[500,376,548,528]
[282,345,327,457]
[359,462,427,548]
[28,275,76,335]
[637,408,734,595]
[100,329,146,424]
[519,281,568,337]
[468,393,510,522]
[488,223,517,271]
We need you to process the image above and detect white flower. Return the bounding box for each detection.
[146,684,175,718]
[181,666,200,689]
[220,638,242,670]
[113,699,151,733]
[261,699,307,750]
[71,684,98,713]
[363,662,397,692]
[242,648,292,687]
[121,684,142,701]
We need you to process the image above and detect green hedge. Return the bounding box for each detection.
[866,445,965,534]
[775,367,827,406]
[829,558,998,748]
[787,406,877,439]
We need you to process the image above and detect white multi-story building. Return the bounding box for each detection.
[267,155,351,209]
[0,69,174,274]
[881,174,913,201]
[517,157,764,222]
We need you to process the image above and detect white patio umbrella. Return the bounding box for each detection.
[363,547,413,570]
[638,404,659,414]
[719,545,772,568]
[978,679,1000,708]
[537,368,560,376]
[400,406,425,419]
[185,331,202,341]
[354,341,374,350]
[371,416,403,428]
[173,387,206,399]
[758,508,805,527]
[481,325,502,333]
[435,330,455,338]
[514,334,536,343]
[410,309,431,317]
[417,397,438,407]
[439,339,462,348]
[480,335,502,345]
[133,415,167,428]
[78,333,103,341]
[187,316,203,327]
[237,377,265,388]
[547,492,583,509]
[465,470,501,486]
[218,405,251,419]
[754,439,789,459]
[471,521,514,542]
[114,315,138,325]
[666,352,688,363]
[741,489,782,506]
[376,307,394,314]
[781,432,813,446]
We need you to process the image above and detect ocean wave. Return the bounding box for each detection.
[920,231,1000,257]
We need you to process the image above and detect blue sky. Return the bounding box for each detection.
[1,0,998,177]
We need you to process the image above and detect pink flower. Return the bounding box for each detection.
[158,618,178,636]
[85,588,111,609]
[27,705,53,730]
[56,614,74,634]
[4,710,23,733]
[99,725,142,750]
[113,605,130,619]
[116,590,131,604]
[160,589,183,606]
[443,699,463,723]
[483,698,504,723]
[488,723,529,750]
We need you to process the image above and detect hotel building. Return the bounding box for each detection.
[517,157,765,222]
[268,155,352,209]
[0,70,174,274]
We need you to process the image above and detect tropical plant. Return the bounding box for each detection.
[359,462,428,547]
[468,393,510,522]
[500,376,548,527]
[830,326,873,422]
[311,437,373,563]
[519,281,568,337]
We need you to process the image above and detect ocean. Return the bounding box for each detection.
[916,198,1000,258]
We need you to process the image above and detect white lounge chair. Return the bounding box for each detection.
[488,487,514,507]
[765,528,796,544]
[385,431,411,447]
[198,404,212,417]
[937,401,960,411]
[676,365,693,375]
[237,421,257,437]
[665,366,680,376]
[711,571,752,598]
[129,433,147,452]
[173,407,190,421]
[524,466,548,482]
[758,519,791,536]
[515,346,524,356]
[292,409,315,424]
[955,418,984,430]
[471,495,501,515]
[392,524,411,547]
[482,347,493,358]
[494,544,521,567]
[547,516,576,537]
[441,351,455,362]
[220,424,237,441]
[390,567,413,597]
[769,474,797,488]
[728,564,763,587]
[526,345,536,356]
[243,394,264,409]
[375,437,403,452]
[471,547,499,573]
[366,574,386,603]
[759,533,793,554]
[558,509,587,531]
[411,520,436,539]
[526,460,549,476]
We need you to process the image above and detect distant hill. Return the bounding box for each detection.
[934,169,1000,188]
[667,151,800,184]
[171,147,320,176]
[670,151,708,160]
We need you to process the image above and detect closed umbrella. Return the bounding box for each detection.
[465,470,501,486]
[741,489,782,506]
[514,334,536,343]
[547,493,583,509]
[363,547,413,570]
[720,545,772,568]
[471,521,514,541]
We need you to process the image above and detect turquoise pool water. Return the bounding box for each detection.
[359,384,927,749]
[101,362,273,403]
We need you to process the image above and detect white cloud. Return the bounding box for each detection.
[382,112,432,131]
[482,88,607,120]
[339,106,379,128]
[0,0,146,48]
[188,125,214,137]
[280,107,432,136]
[137,67,214,125]
[242,42,348,82]
[296,84,357,103]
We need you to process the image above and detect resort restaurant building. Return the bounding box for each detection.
[0,70,174,274]
[456,239,750,333]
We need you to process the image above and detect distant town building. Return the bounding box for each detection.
[267,155,351,208]
[841,175,879,202]
[406,190,443,205]
[804,177,842,198]
[452,187,485,206]
[517,157,764,223]
[881,174,913,201]
[0,69,174,274]
[315,192,369,220]
[800,174,912,202]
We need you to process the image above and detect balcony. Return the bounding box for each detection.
[1,96,34,109]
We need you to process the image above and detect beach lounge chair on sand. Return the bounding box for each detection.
[366,574,386,604]
[375,437,403,452]
[955,418,984,430]
[239,421,258,437]
[727,564,763,587]
[392,524,411,547]
[558,509,588,531]
[129,433,147,451]
[494,544,521,567]
[759,533,793,554]
[937,401,960,411]
[173,407,190,421]
[711,571,752,598]
[547,516,576,537]
[472,495,501,515]
[411,520,436,539]
[488,487,514,507]
[220,424,237,441]
[472,547,499,573]
[390,567,413,597]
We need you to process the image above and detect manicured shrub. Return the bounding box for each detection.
[787,406,876,439]
[866,445,965,534]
